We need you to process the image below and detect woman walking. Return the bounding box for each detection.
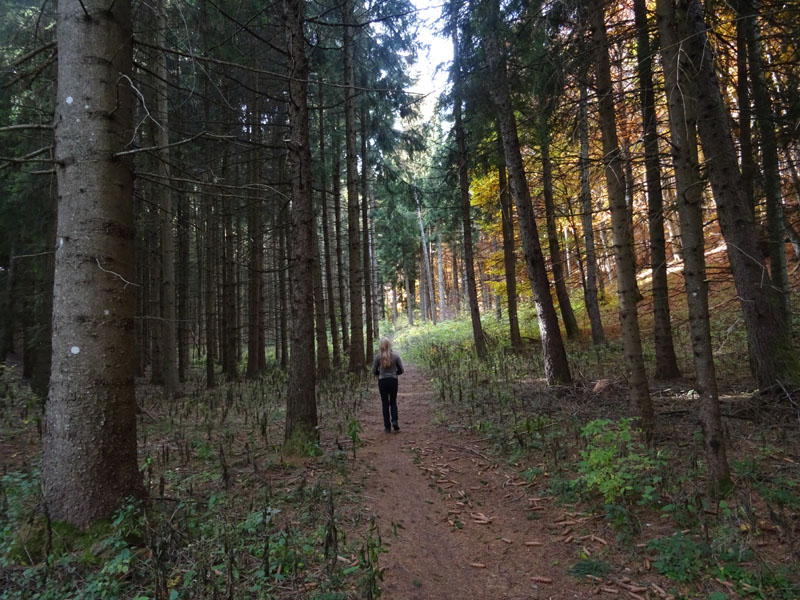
[372,338,404,433]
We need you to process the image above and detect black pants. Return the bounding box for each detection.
[378,377,399,429]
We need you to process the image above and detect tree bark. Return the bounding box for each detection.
[657,0,731,493]
[45,0,143,526]
[541,132,579,338]
[738,0,790,327]
[332,135,349,356]
[319,83,340,370]
[578,81,605,344]
[498,162,522,352]
[680,0,797,386]
[361,104,374,360]
[483,0,570,384]
[247,90,265,379]
[589,0,653,434]
[633,0,681,380]
[313,221,330,378]
[452,22,487,357]
[204,187,217,388]
[404,258,414,325]
[284,0,318,450]
[155,0,178,398]
[344,0,365,372]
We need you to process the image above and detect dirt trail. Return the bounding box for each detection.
[356,364,583,600]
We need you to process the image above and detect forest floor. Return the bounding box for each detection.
[352,364,687,600]
[2,344,799,599]
[354,364,581,599]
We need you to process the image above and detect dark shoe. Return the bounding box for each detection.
[392,423,400,432]
[384,427,391,433]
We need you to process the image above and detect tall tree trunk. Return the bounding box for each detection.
[633,0,681,380]
[45,0,143,526]
[589,0,653,434]
[452,22,487,357]
[319,83,340,369]
[483,0,570,384]
[344,1,364,372]
[437,234,446,321]
[222,191,238,380]
[452,251,461,314]
[404,258,414,326]
[284,0,318,449]
[361,104,374,360]
[498,162,522,352]
[247,92,265,379]
[738,0,790,326]
[679,0,798,386]
[278,204,289,370]
[540,131,579,338]
[657,0,731,493]
[736,18,756,215]
[176,195,190,383]
[332,136,349,356]
[369,197,381,338]
[155,0,178,398]
[313,223,330,378]
[204,188,217,388]
[578,82,605,344]
[416,193,437,325]
[149,205,163,384]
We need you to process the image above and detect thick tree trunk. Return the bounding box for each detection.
[344,1,365,372]
[284,0,318,450]
[484,0,570,384]
[452,23,487,357]
[657,0,731,493]
[541,132,579,338]
[45,0,143,526]
[589,0,653,434]
[633,0,681,380]
[498,163,522,352]
[578,82,605,344]
[680,0,797,386]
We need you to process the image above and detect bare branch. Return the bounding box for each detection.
[96,257,140,289]
[11,41,56,68]
[0,124,53,134]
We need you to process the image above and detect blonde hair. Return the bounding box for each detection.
[379,338,393,369]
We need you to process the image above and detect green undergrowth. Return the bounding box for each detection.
[401,312,800,599]
[0,368,384,599]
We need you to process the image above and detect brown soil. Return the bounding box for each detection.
[354,365,619,600]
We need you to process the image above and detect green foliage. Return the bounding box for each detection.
[347,418,363,460]
[647,532,708,582]
[568,558,612,580]
[577,418,666,506]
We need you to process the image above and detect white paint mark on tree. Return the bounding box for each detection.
[70,346,80,355]
[65,96,73,104]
